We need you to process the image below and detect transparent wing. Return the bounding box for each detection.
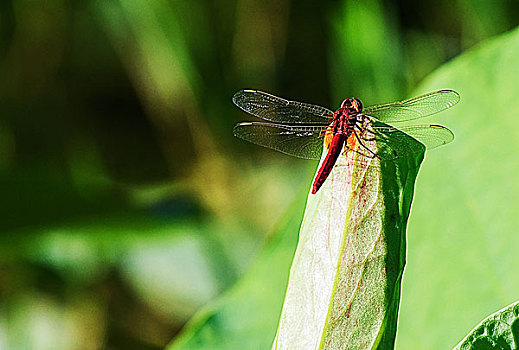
[360,124,454,161]
[375,124,455,150]
[232,90,334,124]
[362,90,460,123]
[233,122,328,159]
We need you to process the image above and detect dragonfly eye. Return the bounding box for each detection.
[340,98,363,112]
[351,98,362,112]
[340,98,350,109]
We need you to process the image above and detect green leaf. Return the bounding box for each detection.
[396,26,519,349]
[272,136,424,349]
[454,300,519,349]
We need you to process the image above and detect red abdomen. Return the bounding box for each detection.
[312,133,347,194]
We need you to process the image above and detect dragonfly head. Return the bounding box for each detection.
[340,98,363,113]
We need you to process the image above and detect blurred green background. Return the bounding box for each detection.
[1,0,519,349]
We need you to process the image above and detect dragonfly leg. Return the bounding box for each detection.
[353,131,379,159]
[354,124,377,141]
[349,148,375,160]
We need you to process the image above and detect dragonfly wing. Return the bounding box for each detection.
[232,90,334,124]
[366,124,454,160]
[233,122,327,160]
[363,90,460,123]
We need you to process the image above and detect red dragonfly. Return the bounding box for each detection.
[232,89,459,194]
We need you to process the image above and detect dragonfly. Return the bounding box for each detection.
[232,89,459,194]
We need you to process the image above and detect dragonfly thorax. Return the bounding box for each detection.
[333,107,360,134]
[334,97,363,132]
[340,97,363,113]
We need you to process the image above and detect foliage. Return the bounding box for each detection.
[1,0,519,348]
[397,25,519,349]
[272,136,424,349]
[454,300,519,349]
